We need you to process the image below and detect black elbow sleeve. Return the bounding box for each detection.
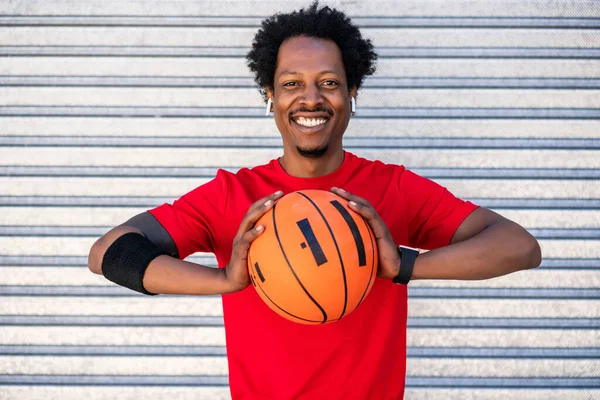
[101,232,168,295]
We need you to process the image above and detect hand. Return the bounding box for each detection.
[224,190,284,292]
[331,187,400,281]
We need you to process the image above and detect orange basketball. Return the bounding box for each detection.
[247,190,378,325]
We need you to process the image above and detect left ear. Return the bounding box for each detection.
[349,86,358,99]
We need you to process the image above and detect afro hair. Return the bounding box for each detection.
[246,1,377,102]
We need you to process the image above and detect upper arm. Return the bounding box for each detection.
[121,211,179,258]
[450,207,506,245]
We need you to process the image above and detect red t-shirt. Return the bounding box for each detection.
[149,151,478,400]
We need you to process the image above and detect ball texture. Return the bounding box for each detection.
[247,190,378,324]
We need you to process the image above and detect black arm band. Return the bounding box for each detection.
[393,246,420,285]
[101,232,168,295]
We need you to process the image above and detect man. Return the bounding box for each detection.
[88,3,541,399]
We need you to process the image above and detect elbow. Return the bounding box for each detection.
[88,236,106,275]
[523,231,542,270]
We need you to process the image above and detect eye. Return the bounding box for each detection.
[322,80,339,87]
[283,81,299,87]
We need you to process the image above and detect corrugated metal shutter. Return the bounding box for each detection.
[1,1,598,399]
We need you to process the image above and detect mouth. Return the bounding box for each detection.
[290,116,330,132]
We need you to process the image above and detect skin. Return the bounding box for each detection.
[88,36,541,294]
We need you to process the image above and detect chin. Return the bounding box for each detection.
[297,145,329,158]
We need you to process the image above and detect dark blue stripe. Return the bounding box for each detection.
[296,218,328,267]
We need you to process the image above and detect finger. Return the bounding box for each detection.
[237,191,283,235]
[330,187,371,207]
[232,225,265,259]
[346,200,392,240]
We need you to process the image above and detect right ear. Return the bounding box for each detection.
[265,87,274,101]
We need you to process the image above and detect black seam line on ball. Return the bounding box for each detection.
[254,262,266,282]
[272,200,328,324]
[297,192,348,321]
[330,200,367,266]
[296,218,328,266]
[356,216,377,309]
[249,250,321,323]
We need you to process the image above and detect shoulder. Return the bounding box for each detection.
[345,152,407,180]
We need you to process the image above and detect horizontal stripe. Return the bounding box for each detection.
[1,75,599,89]
[1,196,598,209]
[1,16,599,29]
[2,166,599,179]
[2,345,597,359]
[1,46,599,59]
[1,1,597,18]
[1,106,598,119]
[0,375,597,388]
[0,386,232,399]
[2,356,597,378]
[404,389,600,400]
[0,256,596,270]
[2,136,599,149]
[0,344,227,356]
[0,388,593,400]
[3,87,599,109]
[0,315,597,329]
[0,255,216,267]
[2,225,597,239]
[3,208,600,230]
[2,58,599,79]
[3,118,599,139]
[3,295,597,318]
[2,27,598,48]
[0,237,597,258]
[1,269,597,294]
[3,148,599,169]
[0,355,227,375]
[1,285,597,300]
[406,377,600,389]
[3,179,599,200]
[0,374,228,386]
[1,326,594,347]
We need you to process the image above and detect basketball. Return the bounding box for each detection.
[247,190,378,324]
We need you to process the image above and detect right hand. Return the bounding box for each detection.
[224,190,284,292]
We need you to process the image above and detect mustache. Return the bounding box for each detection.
[289,106,334,118]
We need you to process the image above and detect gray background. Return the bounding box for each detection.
[0,0,599,399]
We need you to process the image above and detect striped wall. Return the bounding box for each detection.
[0,1,599,399]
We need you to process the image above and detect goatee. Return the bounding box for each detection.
[297,145,328,158]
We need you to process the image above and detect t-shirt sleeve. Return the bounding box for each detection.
[400,170,479,250]
[147,170,229,259]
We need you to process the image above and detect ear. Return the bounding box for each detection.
[265,87,274,101]
[349,86,358,99]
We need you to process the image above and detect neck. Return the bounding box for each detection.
[279,148,345,178]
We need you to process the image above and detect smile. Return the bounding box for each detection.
[292,117,329,128]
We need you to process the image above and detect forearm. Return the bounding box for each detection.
[88,226,235,295]
[411,220,541,280]
[142,255,234,295]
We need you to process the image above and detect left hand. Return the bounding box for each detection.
[331,187,400,280]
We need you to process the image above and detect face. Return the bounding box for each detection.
[267,36,356,158]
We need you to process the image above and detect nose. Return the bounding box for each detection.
[299,82,323,109]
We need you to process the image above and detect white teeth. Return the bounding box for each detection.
[294,117,328,127]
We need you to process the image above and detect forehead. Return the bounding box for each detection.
[275,36,345,77]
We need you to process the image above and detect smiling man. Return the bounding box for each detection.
[88,2,541,399]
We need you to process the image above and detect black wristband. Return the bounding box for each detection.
[393,246,420,285]
[101,232,167,295]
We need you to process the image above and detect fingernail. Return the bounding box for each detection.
[274,190,283,195]
[255,225,264,232]
[331,187,338,191]
[338,188,346,193]
[349,201,357,207]
[264,200,272,207]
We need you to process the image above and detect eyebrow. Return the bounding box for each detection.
[279,70,339,76]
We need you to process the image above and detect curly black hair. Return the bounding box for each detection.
[246,1,377,102]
